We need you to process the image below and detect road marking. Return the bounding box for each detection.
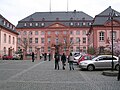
[7,61,45,81]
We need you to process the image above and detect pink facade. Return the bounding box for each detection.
[0,14,18,56]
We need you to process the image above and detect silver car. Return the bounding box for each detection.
[79,55,119,71]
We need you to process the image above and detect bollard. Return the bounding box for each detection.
[117,55,120,81]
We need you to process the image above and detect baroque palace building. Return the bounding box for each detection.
[0,14,18,56]
[16,6,120,55]
[16,10,93,55]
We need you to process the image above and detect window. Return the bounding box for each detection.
[47,31,51,35]
[41,38,45,44]
[3,47,6,55]
[82,22,86,26]
[18,38,20,43]
[29,47,32,53]
[99,32,104,41]
[9,35,11,44]
[29,38,32,43]
[82,31,86,35]
[110,31,116,41]
[35,23,39,26]
[23,38,27,43]
[18,31,21,35]
[48,47,51,52]
[76,47,79,52]
[70,22,74,26]
[63,31,67,34]
[70,31,73,35]
[47,38,51,43]
[41,47,44,52]
[24,23,27,26]
[55,38,59,45]
[35,31,38,35]
[70,47,73,52]
[41,23,45,27]
[83,37,86,43]
[83,47,86,53]
[4,34,6,43]
[41,31,44,35]
[70,37,73,43]
[29,31,32,35]
[3,21,6,25]
[55,31,59,35]
[23,31,27,35]
[76,37,80,43]
[35,38,38,43]
[76,31,80,35]
[30,23,32,26]
[13,37,15,44]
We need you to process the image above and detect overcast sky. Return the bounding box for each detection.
[0,0,120,25]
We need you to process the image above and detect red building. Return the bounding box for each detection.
[88,6,120,54]
[16,10,93,56]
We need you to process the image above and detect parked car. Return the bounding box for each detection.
[77,54,95,65]
[79,55,119,71]
[12,54,21,60]
[2,55,13,60]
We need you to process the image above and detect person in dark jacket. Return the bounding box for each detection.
[61,53,66,70]
[32,52,35,62]
[48,53,51,61]
[54,52,60,70]
[44,53,47,61]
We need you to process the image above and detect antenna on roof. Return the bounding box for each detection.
[49,0,51,12]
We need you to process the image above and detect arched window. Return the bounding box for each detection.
[3,47,6,55]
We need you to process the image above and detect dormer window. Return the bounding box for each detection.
[88,22,91,25]
[13,27,15,30]
[35,23,38,26]
[10,25,12,29]
[30,23,32,26]
[24,23,27,26]
[41,23,45,27]
[3,21,6,25]
[70,22,74,26]
[82,22,86,26]
[7,23,9,27]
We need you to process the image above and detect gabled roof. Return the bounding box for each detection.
[93,6,120,26]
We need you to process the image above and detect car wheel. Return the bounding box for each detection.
[87,65,94,71]
[115,65,119,71]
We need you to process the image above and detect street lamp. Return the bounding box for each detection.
[79,38,80,53]
[109,10,115,71]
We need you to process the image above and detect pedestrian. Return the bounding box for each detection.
[54,52,60,70]
[68,53,74,70]
[44,53,47,61]
[48,53,51,61]
[32,52,35,62]
[61,53,66,70]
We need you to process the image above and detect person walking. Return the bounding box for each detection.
[61,53,66,70]
[32,52,35,62]
[54,52,60,70]
[44,53,47,61]
[48,53,51,61]
[68,53,74,70]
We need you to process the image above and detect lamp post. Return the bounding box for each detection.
[110,10,114,71]
[79,38,80,53]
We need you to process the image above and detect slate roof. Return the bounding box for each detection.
[93,6,120,26]
[0,14,18,34]
[16,11,93,28]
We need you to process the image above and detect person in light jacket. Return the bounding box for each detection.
[68,53,74,70]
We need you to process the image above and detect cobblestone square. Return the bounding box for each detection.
[0,59,119,90]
